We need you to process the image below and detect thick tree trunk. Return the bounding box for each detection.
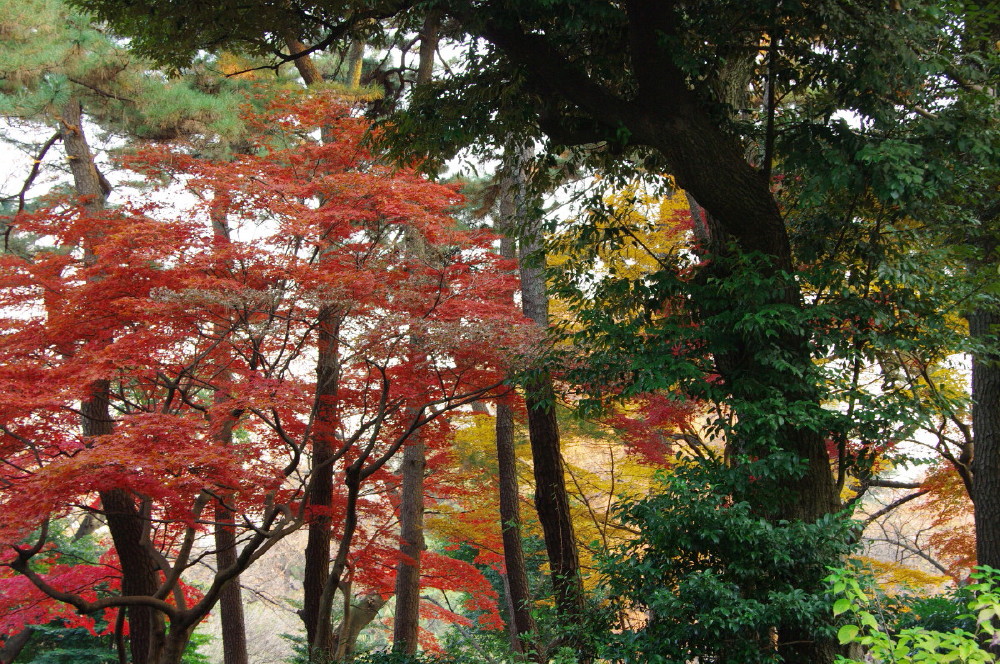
[334,592,388,662]
[483,15,842,660]
[155,627,195,664]
[0,627,32,664]
[101,488,164,664]
[967,14,1000,575]
[970,308,1000,568]
[285,35,323,86]
[346,41,365,87]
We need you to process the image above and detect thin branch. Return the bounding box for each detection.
[3,131,62,250]
[866,536,951,576]
[862,489,930,529]
[67,77,136,104]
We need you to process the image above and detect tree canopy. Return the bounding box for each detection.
[1,1,999,663]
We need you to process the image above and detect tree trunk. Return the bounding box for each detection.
[334,592,388,662]
[154,627,195,664]
[512,149,587,648]
[494,156,539,659]
[966,13,1000,575]
[302,307,340,659]
[390,21,441,653]
[495,402,538,659]
[392,435,426,654]
[971,307,1000,568]
[101,489,164,664]
[214,502,248,664]
[346,40,365,87]
[209,196,250,664]
[281,40,342,660]
[61,96,164,664]
[0,627,32,664]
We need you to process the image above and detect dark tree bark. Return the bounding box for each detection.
[301,307,340,658]
[495,402,539,659]
[970,300,1000,568]
[965,13,1000,576]
[209,198,250,664]
[513,156,587,647]
[0,627,32,664]
[477,7,840,660]
[281,39,342,660]
[493,153,539,659]
[101,489,164,664]
[11,101,307,664]
[479,0,842,513]
[214,502,249,664]
[391,434,426,654]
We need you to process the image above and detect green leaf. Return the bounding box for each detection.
[833,598,852,616]
[838,624,860,645]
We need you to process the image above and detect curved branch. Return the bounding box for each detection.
[7,553,178,619]
[862,489,930,529]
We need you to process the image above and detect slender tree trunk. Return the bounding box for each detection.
[495,402,539,659]
[61,96,164,664]
[207,196,251,664]
[495,159,539,659]
[391,19,441,654]
[214,502,248,664]
[392,434,426,654]
[302,307,340,659]
[510,145,586,647]
[281,40,343,660]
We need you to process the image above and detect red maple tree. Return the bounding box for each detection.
[0,89,530,664]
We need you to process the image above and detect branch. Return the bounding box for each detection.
[7,552,178,619]
[476,14,643,134]
[865,536,951,576]
[862,489,930,529]
[67,77,135,104]
[2,131,62,251]
[867,479,924,490]
[228,2,416,78]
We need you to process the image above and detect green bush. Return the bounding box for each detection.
[829,566,1000,663]
[600,460,855,664]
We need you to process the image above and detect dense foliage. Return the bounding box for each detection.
[1,0,998,663]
